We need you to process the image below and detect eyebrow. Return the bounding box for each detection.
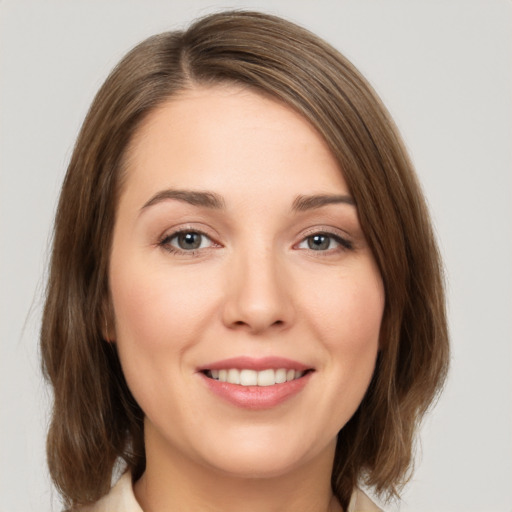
[291,194,355,211]
[140,189,354,213]
[141,189,226,211]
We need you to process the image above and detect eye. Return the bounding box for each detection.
[160,230,215,253]
[305,234,333,251]
[296,232,352,252]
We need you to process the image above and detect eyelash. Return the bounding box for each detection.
[296,230,353,253]
[157,229,353,256]
[158,228,217,255]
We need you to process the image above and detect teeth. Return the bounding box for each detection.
[240,369,257,386]
[275,368,287,384]
[210,368,305,386]
[257,369,275,387]
[228,368,240,385]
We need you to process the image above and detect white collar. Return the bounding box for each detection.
[81,471,383,512]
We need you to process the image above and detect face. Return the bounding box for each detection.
[109,85,384,479]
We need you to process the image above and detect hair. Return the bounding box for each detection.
[41,10,449,510]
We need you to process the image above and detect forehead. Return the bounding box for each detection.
[121,84,348,205]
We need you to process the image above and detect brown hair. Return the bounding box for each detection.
[41,10,449,510]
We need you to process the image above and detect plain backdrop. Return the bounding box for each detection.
[1,1,511,511]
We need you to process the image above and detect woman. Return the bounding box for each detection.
[41,10,449,512]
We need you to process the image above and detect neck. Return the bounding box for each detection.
[134,423,343,512]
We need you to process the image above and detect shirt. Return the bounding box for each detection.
[80,472,383,512]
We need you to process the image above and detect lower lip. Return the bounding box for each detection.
[199,372,312,410]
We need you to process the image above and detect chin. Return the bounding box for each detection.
[204,450,304,480]
[194,429,332,480]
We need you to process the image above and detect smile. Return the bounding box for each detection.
[198,357,313,410]
[205,368,306,387]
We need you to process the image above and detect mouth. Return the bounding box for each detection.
[198,357,314,409]
[202,368,311,387]
[197,356,315,410]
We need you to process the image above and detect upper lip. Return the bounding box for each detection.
[197,356,312,372]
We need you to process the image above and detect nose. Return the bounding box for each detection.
[221,245,295,334]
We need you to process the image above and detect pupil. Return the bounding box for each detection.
[178,232,201,250]
[308,234,330,250]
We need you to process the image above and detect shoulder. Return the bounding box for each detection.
[348,488,384,512]
[77,472,142,512]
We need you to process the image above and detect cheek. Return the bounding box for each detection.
[302,263,384,400]
[304,266,384,347]
[108,259,212,417]
[110,258,216,350]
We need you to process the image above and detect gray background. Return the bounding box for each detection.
[1,1,511,510]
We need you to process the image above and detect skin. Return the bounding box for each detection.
[109,84,385,512]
